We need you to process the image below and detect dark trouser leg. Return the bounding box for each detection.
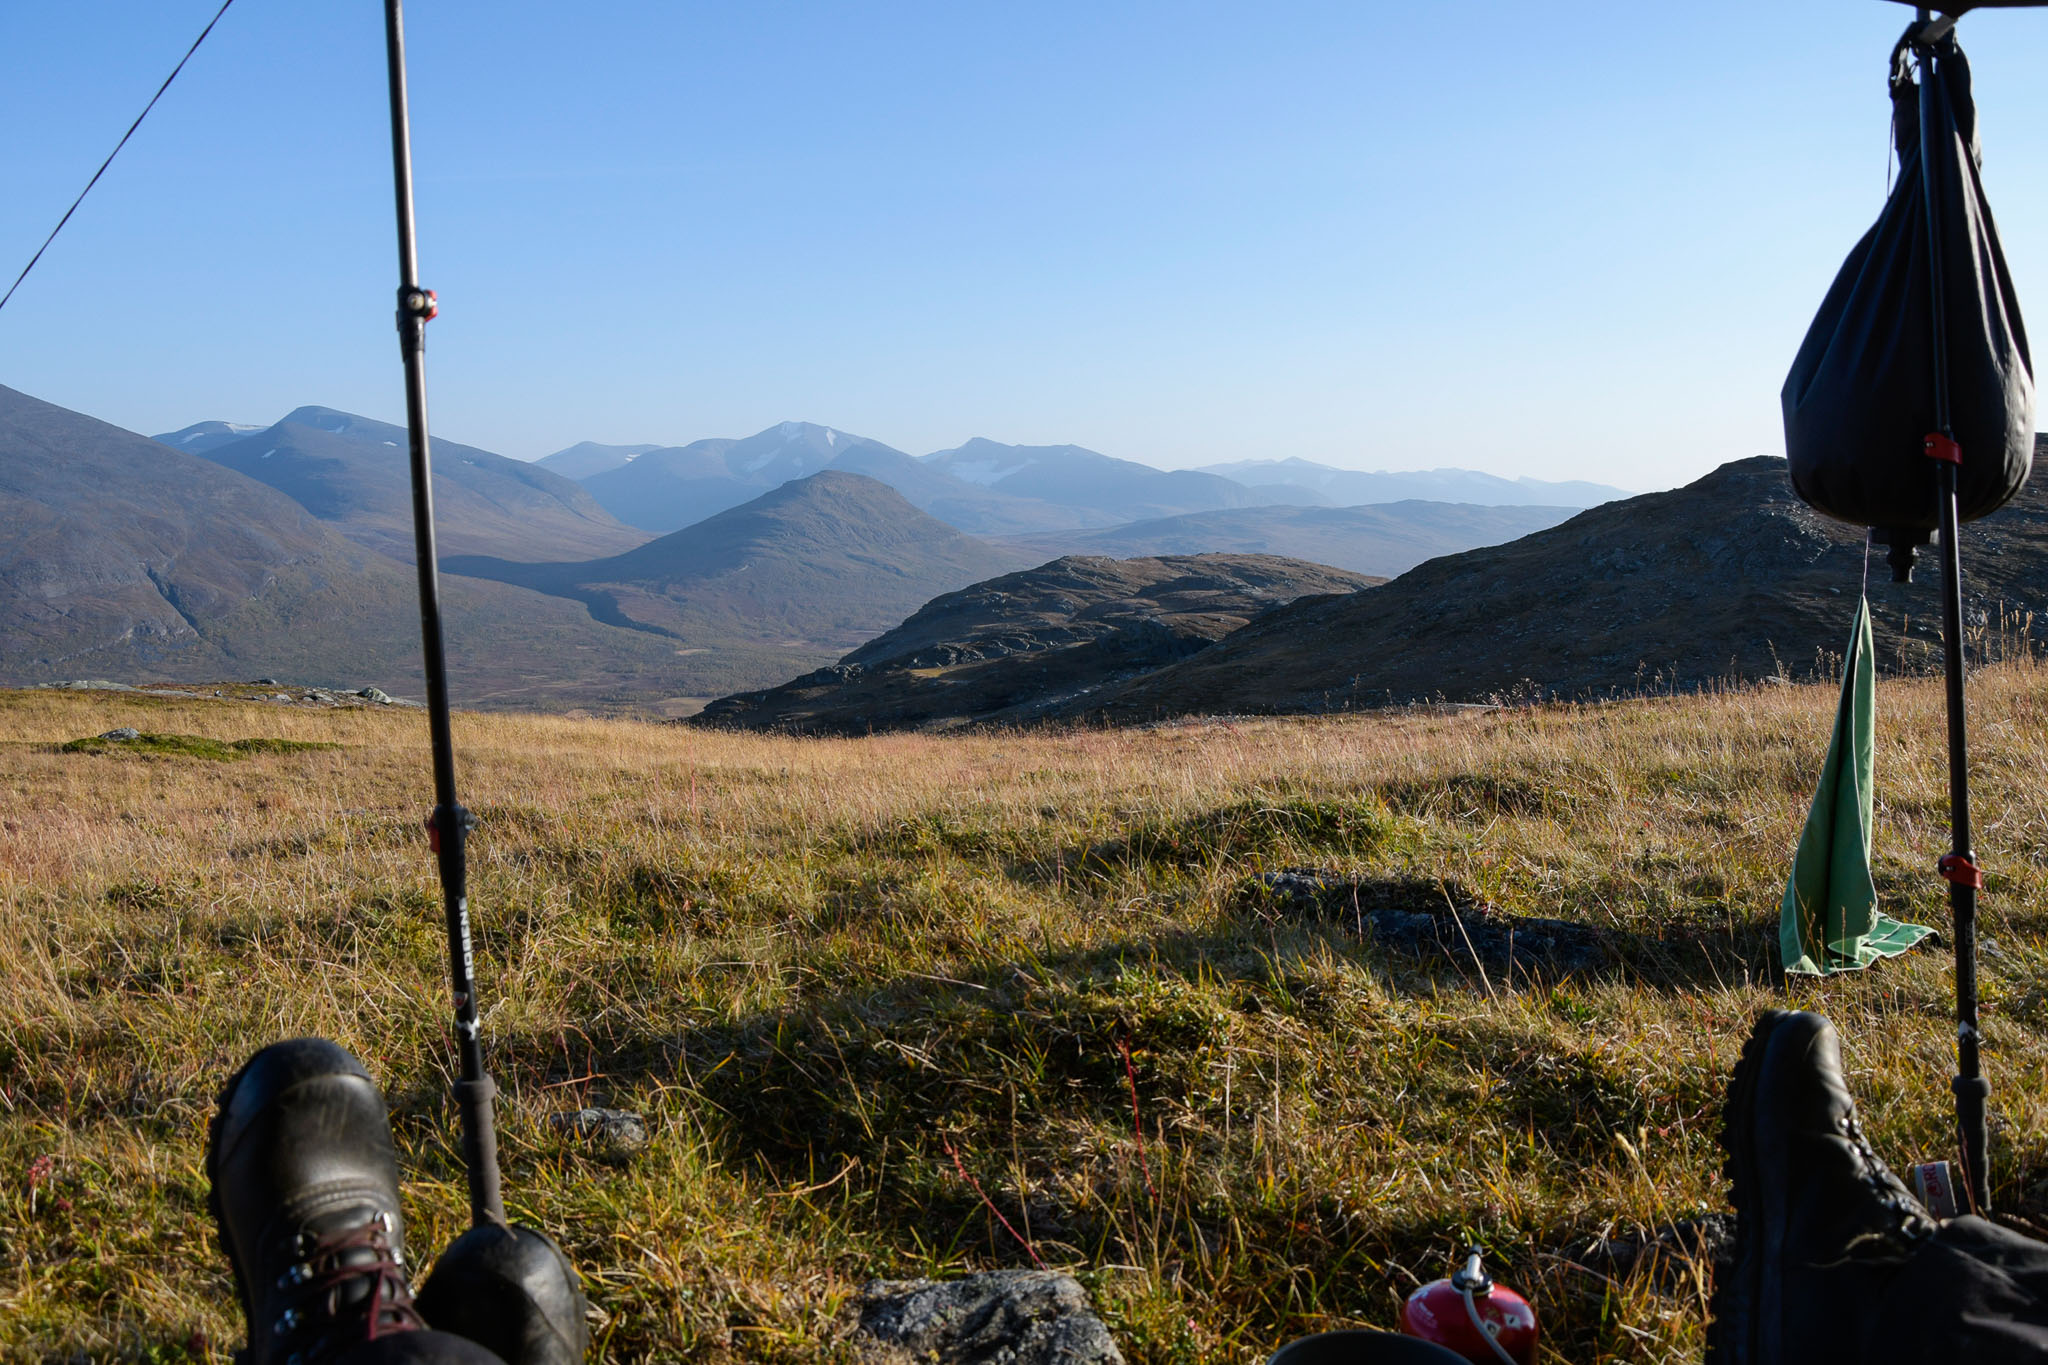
[1861,1216,2048,1361]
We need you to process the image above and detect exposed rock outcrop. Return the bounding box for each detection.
[694,554,1379,734]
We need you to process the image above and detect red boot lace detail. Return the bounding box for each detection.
[271,1211,425,1364]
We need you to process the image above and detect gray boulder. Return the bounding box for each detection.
[357,686,392,704]
[852,1271,1124,1364]
[98,727,141,741]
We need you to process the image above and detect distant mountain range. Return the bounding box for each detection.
[0,395,1642,713]
[992,502,1578,578]
[160,413,1630,544]
[696,554,1380,735]
[552,423,1241,537]
[515,422,1631,537]
[1191,457,1630,509]
[922,437,1276,522]
[159,408,648,563]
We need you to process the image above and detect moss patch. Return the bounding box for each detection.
[58,732,340,760]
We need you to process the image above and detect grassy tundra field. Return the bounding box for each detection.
[7,669,2048,1363]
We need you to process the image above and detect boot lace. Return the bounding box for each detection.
[270,1211,425,1365]
[1829,1111,1938,1262]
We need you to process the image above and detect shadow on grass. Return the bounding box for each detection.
[1239,868,1778,994]
[364,894,1756,1362]
[429,892,1755,1213]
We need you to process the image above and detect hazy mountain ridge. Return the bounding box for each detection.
[534,421,1621,539]
[179,412,1631,545]
[112,397,1660,714]
[1192,457,1632,508]
[921,437,1267,522]
[534,441,664,480]
[992,501,1580,578]
[153,419,267,456]
[169,407,649,563]
[573,424,1178,536]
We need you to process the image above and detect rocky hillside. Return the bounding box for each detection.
[693,553,1379,734]
[1071,452,2048,722]
[993,500,1579,578]
[188,407,648,562]
[447,470,1032,652]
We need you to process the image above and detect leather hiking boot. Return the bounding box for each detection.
[208,1038,499,1365]
[1707,1010,1936,1365]
[417,1222,589,1365]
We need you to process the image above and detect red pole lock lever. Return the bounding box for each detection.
[1939,853,1984,890]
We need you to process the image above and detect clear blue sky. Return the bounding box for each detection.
[2,2,2045,490]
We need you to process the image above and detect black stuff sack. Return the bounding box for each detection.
[1782,31,2033,549]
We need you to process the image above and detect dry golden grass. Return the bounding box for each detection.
[5,666,2048,1363]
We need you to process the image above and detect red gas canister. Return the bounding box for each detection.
[1400,1248,1538,1365]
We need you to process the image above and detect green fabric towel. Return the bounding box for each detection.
[1780,595,1935,975]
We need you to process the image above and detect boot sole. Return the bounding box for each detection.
[1706,1009,1795,1365]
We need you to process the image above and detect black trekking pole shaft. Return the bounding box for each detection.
[1915,20,1991,1215]
[384,0,506,1230]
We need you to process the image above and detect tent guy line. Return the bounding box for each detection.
[0,0,236,318]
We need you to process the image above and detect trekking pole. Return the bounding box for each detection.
[383,0,507,1230]
[1912,9,1991,1215]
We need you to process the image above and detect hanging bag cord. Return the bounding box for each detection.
[1910,9,1991,1216]
[383,0,507,1230]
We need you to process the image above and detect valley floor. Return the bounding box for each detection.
[6,669,2048,1362]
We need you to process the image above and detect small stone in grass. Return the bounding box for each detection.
[99,728,141,741]
[357,686,392,704]
[853,1271,1125,1364]
[550,1107,648,1159]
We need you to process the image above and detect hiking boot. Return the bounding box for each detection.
[208,1038,499,1365]
[417,1222,590,1365]
[1707,1010,1936,1364]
